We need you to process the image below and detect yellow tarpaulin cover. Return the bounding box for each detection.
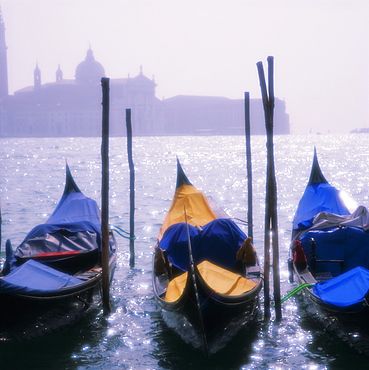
[164,260,258,302]
[198,260,258,295]
[159,184,217,241]
[164,271,188,302]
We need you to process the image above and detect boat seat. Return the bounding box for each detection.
[301,227,369,277]
[309,238,344,277]
[75,266,101,281]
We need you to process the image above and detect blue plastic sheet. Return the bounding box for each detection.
[47,190,101,227]
[2,166,102,292]
[300,226,369,277]
[195,218,246,269]
[293,183,350,231]
[313,266,369,310]
[159,218,246,272]
[22,221,100,243]
[13,180,102,260]
[158,222,198,271]
[0,259,82,295]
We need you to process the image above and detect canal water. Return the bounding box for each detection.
[1,134,368,369]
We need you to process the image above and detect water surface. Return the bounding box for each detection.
[1,134,369,369]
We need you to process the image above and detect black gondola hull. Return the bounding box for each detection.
[153,159,262,355]
[290,149,369,356]
[293,264,369,357]
[0,166,118,340]
[0,240,117,341]
[153,262,262,354]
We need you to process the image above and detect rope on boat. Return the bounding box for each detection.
[232,218,249,226]
[274,283,315,306]
[110,224,136,240]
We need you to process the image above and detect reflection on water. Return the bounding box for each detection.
[1,134,369,369]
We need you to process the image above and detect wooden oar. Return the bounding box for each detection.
[184,206,210,357]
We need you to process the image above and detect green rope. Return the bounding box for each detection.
[274,283,315,306]
[110,224,136,240]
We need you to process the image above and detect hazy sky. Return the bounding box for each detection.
[2,0,368,134]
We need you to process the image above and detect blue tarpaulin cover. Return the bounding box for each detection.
[300,225,369,276]
[293,182,350,231]
[1,165,101,296]
[13,170,102,260]
[158,222,198,272]
[313,266,369,310]
[47,190,101,227]
[0,259,82,295]
[159,218,246,272]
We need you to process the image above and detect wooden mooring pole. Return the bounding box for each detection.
[0,198,2,255]
[256,56,282,321]
[267,57,282,321]
[244,92,253,241]
[126,109,135,268]
[101,77,111,315]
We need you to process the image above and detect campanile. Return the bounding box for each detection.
[0,6,8,98]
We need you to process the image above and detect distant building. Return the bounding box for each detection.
[0,9,289,137]
[162,95,289,135]
[4,49,161,137]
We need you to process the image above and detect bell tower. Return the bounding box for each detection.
[0,6,8,98]
[34,63,41,88]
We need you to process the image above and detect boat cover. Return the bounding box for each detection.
[164,260,257,302]
[159,184,217,241]
[0,259,82,295]
[165,271,188,302]
[313,266,369,311]
[47,190,101,227]
[300,222,369,276]
[197,260,258,295]
[308,205,369,232]
[15,223,100,259]
[4,165,103,276]
[159,218,246,272]
[293,182,350,231]
[158,222,199,272]
[13,174,102,260]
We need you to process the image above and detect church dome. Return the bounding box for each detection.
[75,48,105,84]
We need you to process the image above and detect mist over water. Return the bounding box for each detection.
[1,134,369,369]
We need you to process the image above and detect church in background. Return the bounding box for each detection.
[0,10,289,138]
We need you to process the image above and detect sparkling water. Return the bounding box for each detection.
[0,134,368,369]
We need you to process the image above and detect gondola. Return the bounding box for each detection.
[152,159,262,356]
[289,148,369,356]
[0,165,117,340]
